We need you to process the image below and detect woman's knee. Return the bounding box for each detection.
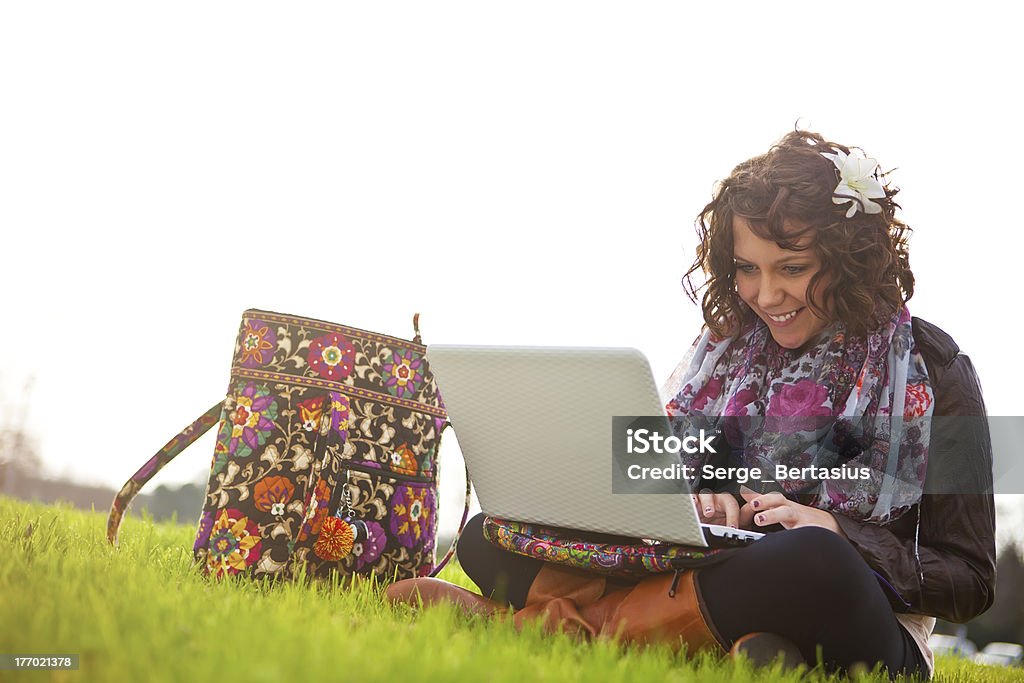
[774,525,853,552]
[750,527,879,597]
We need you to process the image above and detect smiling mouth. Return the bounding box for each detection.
[765,308,803,323]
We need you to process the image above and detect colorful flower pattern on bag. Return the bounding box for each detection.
[296,396,324,432]
[389,484,434,548]
[206,509,263,577]
[329,392,350,440]
[389,444,419,476]
[219,382,279,459]
[188,310,448,583]
[193,510,214,554]
[297,480,333,542]
[352,521,386,571]
[308,332,356,380]
[383,349,424,399]
[253,476,295,514]
[238,319,277,368]
[482,517,731,579]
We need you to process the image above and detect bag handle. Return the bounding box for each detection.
[107,402,224,545]
[412,311,472,576]
[428,421,472,577]
[106,404,473,578]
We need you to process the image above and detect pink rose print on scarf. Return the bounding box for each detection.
[725,387,758,416]
[722,386,759,445]
[691,377,724,411]
[765,379,832,432]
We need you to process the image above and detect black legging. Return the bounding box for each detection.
[456,513,928,678]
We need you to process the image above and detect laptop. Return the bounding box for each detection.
[425,344,764,548]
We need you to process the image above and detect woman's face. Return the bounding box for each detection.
[732,216,832,349]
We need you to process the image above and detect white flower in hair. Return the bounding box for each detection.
[821,148,886,218]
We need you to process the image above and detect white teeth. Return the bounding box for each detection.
[768,310,799,322]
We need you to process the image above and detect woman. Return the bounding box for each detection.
[387,130,996,680]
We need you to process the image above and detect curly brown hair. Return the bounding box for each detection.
[684,129,914,338]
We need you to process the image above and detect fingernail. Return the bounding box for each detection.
[756,514,766,524]
[752,500,760,509]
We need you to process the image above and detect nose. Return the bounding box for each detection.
[755,272,785,311]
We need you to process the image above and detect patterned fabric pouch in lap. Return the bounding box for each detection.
[107,309,470,583]
[482,517,736,579]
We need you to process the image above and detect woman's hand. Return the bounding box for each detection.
[694,490,741,528]
[738,487,846,536]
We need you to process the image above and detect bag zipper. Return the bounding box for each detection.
[341,460,435,484]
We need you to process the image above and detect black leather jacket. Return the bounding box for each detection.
[832,318,997,622]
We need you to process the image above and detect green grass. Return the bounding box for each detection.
[0,497,1018,683]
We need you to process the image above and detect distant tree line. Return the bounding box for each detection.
[134,481,206,524]
[2,460,205,525]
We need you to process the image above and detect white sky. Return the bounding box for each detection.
[1,2,1021,540]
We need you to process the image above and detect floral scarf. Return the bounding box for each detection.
[663,305,934,524]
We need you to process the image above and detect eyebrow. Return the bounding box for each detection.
[733,254,811,265]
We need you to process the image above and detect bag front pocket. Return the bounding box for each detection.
[194,384,339,579]
[293,461,438,581]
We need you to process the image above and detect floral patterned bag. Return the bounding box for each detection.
[482,517,735,579]
[107,309,470,583]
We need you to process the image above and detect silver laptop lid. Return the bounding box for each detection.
[425,344,709,546]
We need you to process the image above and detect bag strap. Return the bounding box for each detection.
[109,329,471,577]
[106,403,473,578]
[106,402,224,545]
[412,311,472,576]
[428,427,472,577]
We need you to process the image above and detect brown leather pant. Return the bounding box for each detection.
[511,564,725,654]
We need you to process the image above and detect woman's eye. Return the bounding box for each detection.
[735,264,755,273]
[783,265,807,275]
